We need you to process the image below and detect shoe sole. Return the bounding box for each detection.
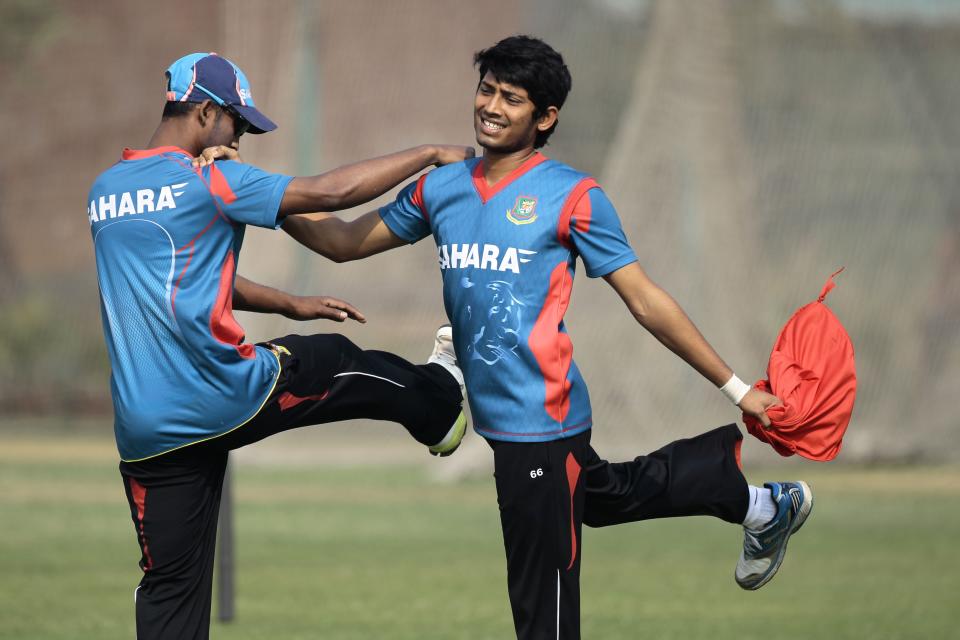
[741,480,813,591]
[429,411,467,457]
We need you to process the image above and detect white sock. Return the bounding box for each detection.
[743,485,778,530]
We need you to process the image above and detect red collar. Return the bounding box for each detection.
[472,152,547,204]
[122,146,193,160]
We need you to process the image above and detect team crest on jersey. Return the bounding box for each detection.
[507,195,538,225]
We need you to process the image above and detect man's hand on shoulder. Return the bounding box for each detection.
[284,295,367,324]
[193,145,243,168]
[428,144,475,167]
[738,388,781,428]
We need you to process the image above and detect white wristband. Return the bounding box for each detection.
[720,374,751,406]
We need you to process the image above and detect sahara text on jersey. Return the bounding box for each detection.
[437,243,536,274]
[88,183,188,225]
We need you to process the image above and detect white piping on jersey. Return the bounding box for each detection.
[94,218,178,339]
[333,372,406,388]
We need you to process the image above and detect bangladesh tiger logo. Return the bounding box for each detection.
[506,195,538,225]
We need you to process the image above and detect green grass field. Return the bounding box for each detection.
[1,430,959,639]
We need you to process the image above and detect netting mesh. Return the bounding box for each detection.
[1,0,957,462]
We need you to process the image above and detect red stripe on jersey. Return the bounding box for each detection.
[129,478,153,571]
[411,174,429,222]
[121,146,193,160]
[208,164,238,204]
[572,194,592,234]
[163,154,233,225]
[471,152,547,204]
[209,250,255,359]
[529,262,574,424]
[557,178,599,248]
[565,452,582,570]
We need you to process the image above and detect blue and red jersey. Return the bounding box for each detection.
[88,146,292,461]
[380,153,637,442]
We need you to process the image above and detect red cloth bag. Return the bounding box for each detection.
[743,270,857,461]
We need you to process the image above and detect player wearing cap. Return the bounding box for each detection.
[88,52,473,639]
[268,36,815,638]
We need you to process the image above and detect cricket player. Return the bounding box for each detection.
[88,52,474,639]
[215,37,813,639]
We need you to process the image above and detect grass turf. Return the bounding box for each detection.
[1,432,958,639]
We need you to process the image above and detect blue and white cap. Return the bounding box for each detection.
[165,52,277,134]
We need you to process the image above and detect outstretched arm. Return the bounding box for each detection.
[282,210,406,263]
[194,144,468,262]
[603,262,779,425]
[233,275,366,323]
[193,144,473,217]
[280,145,471,216]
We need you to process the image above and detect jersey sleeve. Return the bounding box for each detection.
[378,175,431,244]
[205,160,293,229]
[568,186,638,278]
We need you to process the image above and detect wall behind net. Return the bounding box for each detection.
[1,0,956,463]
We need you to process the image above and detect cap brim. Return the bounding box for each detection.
[233,104,277,134]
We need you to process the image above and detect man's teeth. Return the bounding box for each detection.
[483,119,504,131]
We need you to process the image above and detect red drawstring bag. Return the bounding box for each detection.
[743,269,857,461]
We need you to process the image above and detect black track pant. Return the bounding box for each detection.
[488,423,747,640]
[119,333,463,640]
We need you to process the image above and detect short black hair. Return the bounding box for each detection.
[474,35,572,148]
[161,101,199,120]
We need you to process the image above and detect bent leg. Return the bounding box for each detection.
[583,423,748,527]
[120,447,228,640]
[217,333,463,450]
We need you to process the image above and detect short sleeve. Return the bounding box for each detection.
[568,186,637,278]
[205,160,293,229]
[378,175,431,244]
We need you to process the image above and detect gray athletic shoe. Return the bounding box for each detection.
[735,481,813,590]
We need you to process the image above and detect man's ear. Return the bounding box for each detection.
[197,100,217,128]
[537,106,559,133]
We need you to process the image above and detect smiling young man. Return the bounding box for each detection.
[88,52,476,639]
[263,36,815,639]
